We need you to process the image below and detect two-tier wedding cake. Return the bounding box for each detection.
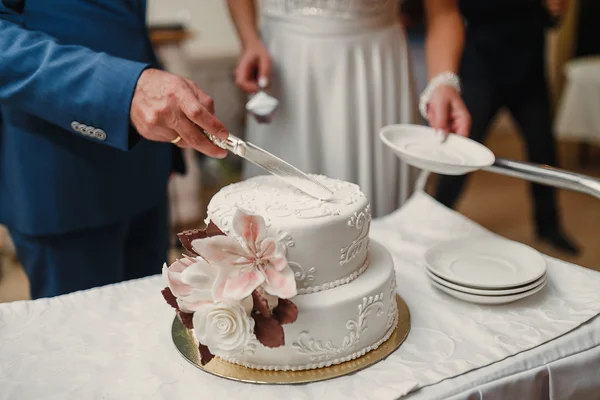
[161,175,398,371]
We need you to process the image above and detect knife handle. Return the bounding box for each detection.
[203,130,245,157]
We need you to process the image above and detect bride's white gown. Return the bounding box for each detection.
[243,0,418,217]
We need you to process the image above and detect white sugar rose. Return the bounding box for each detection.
[192,301,255,356]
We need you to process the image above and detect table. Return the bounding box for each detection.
[2,193,600,400]
[555,56,600,163]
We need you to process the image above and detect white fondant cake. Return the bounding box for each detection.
[162,175,398,371]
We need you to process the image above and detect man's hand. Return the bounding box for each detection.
[426,85,471,137]
[545,0,568,17]
[130,69,228,158]
[234,41,272,94]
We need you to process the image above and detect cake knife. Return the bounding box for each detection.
[203,131,334,201]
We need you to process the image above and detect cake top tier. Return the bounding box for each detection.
[207,175,371,295]
[207,175,367,225]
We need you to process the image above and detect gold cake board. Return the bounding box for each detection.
[171,294,411,385]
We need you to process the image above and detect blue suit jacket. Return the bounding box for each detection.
[0,0,174,235]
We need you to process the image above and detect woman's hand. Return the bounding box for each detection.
[426,85,471,137]
[234,41,272,94]
[422,0,467,136]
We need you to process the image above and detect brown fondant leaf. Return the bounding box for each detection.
[273,298,298,325]
[206,221,225,237]
[177,229,206,256]
[161,287,179,310]
[163,288,194,329]
[198,343,215,366]
[177,221,225,255]
[177,310,194,330]
[251,290,272,318]
[252,313,285,348]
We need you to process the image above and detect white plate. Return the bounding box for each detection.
[379,124,495,175]
[425,268,547,296]
[424,237,547,289]
[430,277,547,305]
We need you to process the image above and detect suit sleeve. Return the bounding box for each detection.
[0,19,150,151]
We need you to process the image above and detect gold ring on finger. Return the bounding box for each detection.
[170,136,182,144]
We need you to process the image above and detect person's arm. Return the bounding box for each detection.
[423,0,464,79]
[0,19,148,151]
[227,0,261,49]
[418,0,470,137]
[0,19,229,157]
[227,0,271,93]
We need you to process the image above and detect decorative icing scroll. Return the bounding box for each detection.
[289,261,317,288]
[297,258,369,295]
[222,312,398,371]
[386,273,398,330]
[340,205,371,266]
[291,292,385,362]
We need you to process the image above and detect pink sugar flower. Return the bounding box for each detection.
[162,256,218,313]
[192,209,297,302]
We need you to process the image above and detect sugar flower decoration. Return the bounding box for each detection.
[192,301,256,358]
[162,256,220,313]
[192,209,297,302]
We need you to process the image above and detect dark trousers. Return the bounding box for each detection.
[434,78,560,234]
[9,199,169,299]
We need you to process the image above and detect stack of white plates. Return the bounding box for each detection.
[424,238,548,305]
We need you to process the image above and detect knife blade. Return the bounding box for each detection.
[203,131,334,201]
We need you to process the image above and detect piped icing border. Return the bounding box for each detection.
[219,312,399,371]
[297,257,370,295]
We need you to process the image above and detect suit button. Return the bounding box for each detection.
[93,129,106,141]
[85,126,96,136]
[71,121,81,132]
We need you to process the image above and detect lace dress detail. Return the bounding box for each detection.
[261,0,395,19]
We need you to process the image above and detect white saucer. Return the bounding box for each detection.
[379,124,495,175]
[430,277,547,305]
[424,237,547,289]
[425,268,547,296]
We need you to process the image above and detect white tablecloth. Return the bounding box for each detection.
[555,56,600,145]
[2,192,600,400]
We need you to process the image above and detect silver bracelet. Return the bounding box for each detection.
[419,72,461,120]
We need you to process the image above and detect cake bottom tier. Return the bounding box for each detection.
[216,240,398,371]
